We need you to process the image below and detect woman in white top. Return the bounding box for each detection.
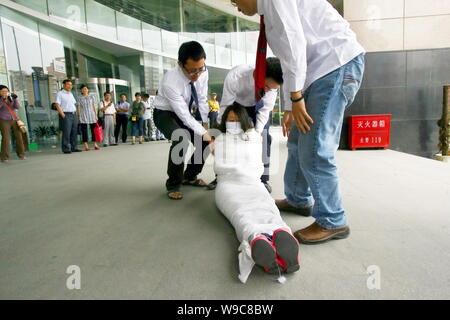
[77,84,100,151]
[213,104,300,283]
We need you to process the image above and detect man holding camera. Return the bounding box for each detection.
[0,85,26,163]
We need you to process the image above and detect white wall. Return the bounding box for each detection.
[344,0,450,52]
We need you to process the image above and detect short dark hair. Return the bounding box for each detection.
[135,92,141,97]
[104,91,111,97]
[79,84,88,91]
[178,41,206,66]
[0,85,14,102]
[63,79,72,85]
[143,93,150,99]
[218,103,254,133]
[266,57,283,85]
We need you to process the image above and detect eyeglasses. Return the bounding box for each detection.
[183,65,207,76]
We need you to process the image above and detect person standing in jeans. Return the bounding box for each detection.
[0,85,26,163]
[129,92,145,145]
[115,93,130,143]
[232,0,365,244]
[55,79,82,154]
[153,41,212,200]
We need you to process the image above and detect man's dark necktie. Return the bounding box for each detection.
[189,82,199,116]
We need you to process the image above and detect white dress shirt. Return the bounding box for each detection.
[218,64,278,132]
[154,66,209,136]
[56,90,77,112]
[257,0,365,110]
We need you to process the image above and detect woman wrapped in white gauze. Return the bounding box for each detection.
[213,104,300,283]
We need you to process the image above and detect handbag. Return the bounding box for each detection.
[1,99,27,133]
[93,122,104,142]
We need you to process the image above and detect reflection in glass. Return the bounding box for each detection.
[106,0,181,32]
[183,0,237,33]
[10,0,48,15]
[231,32,246,65]
[116,12,142,48]
[2,24,20,73]
[2,19,42,75]
[86,0,117,40]
[197,33,215,65]
[245,31,258,66]
[0,23,9,85]
[179,32,197,46]
[238,18,259,32]
[163,56,177,73]
[40,34,66,75]
[207,65,229,103]
[143,52,162,93]
[38,24,67,126]
[142,22,162,52]
[215,33,231,66]
[1,19,46,136]
[48,0,86,29]
[161,30,179,56]
[2,22,25,123]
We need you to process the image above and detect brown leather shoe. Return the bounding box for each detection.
[294,222,350,245]
[275,199,312,217]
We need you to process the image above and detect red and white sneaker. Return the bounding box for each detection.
[272,228,300,274]
[250,235,280,274]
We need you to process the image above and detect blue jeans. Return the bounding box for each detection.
[284,54,365,229]
[131,118,144,137]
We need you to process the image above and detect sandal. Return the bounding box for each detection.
[167,190,183,200]
[206,178,217,190]
[182,179,207,187]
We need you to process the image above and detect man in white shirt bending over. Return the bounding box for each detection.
[208,57,283,193]
[153,41,212,200]
[231,0,365,244]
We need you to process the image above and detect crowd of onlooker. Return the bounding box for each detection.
[53,79,168,154]
[0,78,221,162]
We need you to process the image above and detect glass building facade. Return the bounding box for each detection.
[0,0,270,147]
